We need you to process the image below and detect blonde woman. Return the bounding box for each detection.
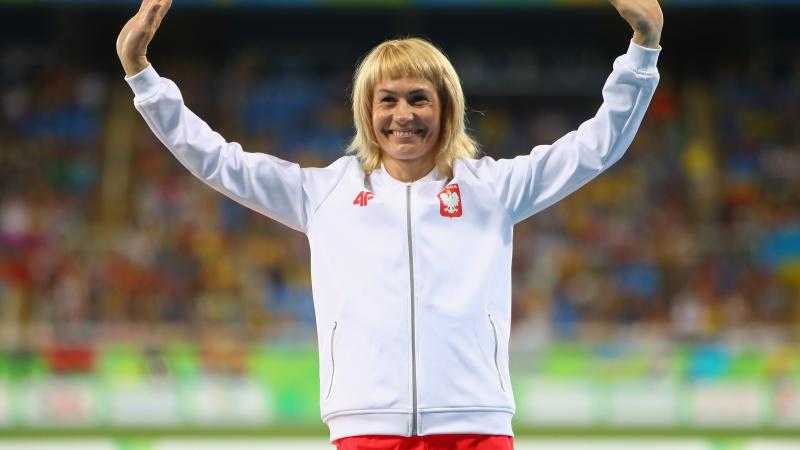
[116,1,663,449]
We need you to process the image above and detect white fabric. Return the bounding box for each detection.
[125,40,660,442]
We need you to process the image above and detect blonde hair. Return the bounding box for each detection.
[345,37,479,178]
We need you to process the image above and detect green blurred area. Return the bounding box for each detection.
[0,343,798,432]
[2,342,797,384]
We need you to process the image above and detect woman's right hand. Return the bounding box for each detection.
[116,0,172,77]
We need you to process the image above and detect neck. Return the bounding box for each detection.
[382,154,437,183]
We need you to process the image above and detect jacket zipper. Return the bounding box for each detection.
[488,314,506,392]
[325,321,338,400]
[405,185,418,435]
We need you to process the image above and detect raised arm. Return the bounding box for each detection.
[609,0,663,49]
[473,0,663,224]
[116,0,169,77]
[115,0,335,233]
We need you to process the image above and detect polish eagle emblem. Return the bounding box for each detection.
[439,191,460,214]
[437,184,463,218]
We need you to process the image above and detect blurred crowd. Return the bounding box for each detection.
[1,40,799,358]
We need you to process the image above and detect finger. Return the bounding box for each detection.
[137,0,154,14]
[145,1,163,28]
[146,0,171,30]
[154,0,172,27]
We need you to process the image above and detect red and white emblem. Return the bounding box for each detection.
[437,183,462,218]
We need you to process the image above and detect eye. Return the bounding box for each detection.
[379,96,395,103]
[411,95,429,104]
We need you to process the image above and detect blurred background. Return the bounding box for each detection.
[1,0,800,449]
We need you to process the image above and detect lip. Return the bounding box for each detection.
[385,129,424,139]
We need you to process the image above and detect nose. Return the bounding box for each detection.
[394,99,414,124]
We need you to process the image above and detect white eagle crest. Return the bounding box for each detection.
[438,190,460,214]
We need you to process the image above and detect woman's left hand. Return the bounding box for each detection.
[608,0,663,49]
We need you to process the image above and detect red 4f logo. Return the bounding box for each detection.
[353,191,375,207]
[438,184,462,218]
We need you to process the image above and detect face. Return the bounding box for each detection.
[371,77,441,165]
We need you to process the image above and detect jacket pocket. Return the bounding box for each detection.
[487,314,506,392]
[325,321,338,400]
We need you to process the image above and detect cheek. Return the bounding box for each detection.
[370,116,383,140]
[372,111,387,133]
[426,109,442,136]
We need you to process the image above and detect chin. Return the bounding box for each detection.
[387,143,430,156]
[388,151,427,161]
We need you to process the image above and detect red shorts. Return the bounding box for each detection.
[333,434,514,450]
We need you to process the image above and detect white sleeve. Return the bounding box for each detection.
[474,40,661,225]
[125,64,322,233]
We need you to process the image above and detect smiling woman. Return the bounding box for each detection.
[347,37,480,182]
[371,77,442,183]
[116,1,662,449]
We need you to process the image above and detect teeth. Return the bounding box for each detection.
[393,130,416,137]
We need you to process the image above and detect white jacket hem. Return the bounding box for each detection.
[325,409,514,443]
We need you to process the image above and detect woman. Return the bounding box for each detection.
[116,1,663,449]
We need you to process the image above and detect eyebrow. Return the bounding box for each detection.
[377,88,431,95]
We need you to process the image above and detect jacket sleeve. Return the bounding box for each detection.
[475,40,661,225]
[125,64,319,233]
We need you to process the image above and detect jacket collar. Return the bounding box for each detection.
[373,160,444,187]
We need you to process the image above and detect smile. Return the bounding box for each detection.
[387,129,423,137]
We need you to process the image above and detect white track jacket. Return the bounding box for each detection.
[125,40,660,442]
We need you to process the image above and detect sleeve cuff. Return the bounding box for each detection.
[625,39,661,73]
[124,63,162,100]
